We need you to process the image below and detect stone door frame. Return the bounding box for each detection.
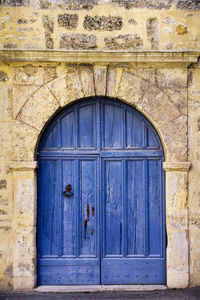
[4,50,196,290]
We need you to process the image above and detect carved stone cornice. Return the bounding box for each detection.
[0,50,199,65]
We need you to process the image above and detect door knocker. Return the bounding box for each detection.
[63,184,73,197]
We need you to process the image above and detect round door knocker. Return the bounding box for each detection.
[63,184,73,197]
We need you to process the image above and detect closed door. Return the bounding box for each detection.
[37,98,166,285]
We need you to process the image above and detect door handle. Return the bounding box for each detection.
[63,184,73,197]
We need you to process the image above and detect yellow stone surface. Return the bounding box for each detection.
[0,0,200,291]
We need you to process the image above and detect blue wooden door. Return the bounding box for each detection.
[37,99,166,285]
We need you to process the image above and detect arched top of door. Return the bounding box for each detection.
[37,97,164,156]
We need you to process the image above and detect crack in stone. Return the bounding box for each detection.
[15,84,43,120]
[46,83,60,106]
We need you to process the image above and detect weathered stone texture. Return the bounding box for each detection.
[12,121,38,161]
[0,0,28,6]
[128,18,137,25]
[59,33,97,50]
[83,16,123,31]
[3,42,17,49]
[42,15,54,49]
[104,34,143,50]
[177,0,200,10]
[0,71,8,82]
[17,85,59,131]
[58,14,78,29]
[80,65,95,97]
[94,65,107,96]
[38,0,99,10]
[0,180,7,189]
[147,18,159,50]
[13,65,45,85]
[176,24,188,35]
[111,0,172,9]
[64,65,84,104]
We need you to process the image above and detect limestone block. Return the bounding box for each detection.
[13,65,45,85]
[0,121,12,160]
[106,67,116,97]
[13,275,36,290]
[139,84,187,161]
[155,69,187,89]
[165,88,187,115]
[94,65,107,96]
[188,68,200,102]
[59,34,97,50]
[189,226,200,286]
[0,0,28,7]
[44,67,57,83]
[139,86,180,123]
[47,77,66,106]
[12,120,38,161]
[147,18,159,50]
[165,170,188,211]
[112,0,172,9]
[30,0,99,10]
[188,170,200,210]
[58,13,78,29]
[12,85,41,119]
[167,270,188,288]
[1,86,12,120]
[167,231,188,287]
[104,34,143,50]
[177,0,200,10]
[160,115,187,161]
[14,178,36,217]
[17,85,59,131]
[80,65,95,98]
[167,210,188,230]
[65,66,84,104]
[117,70,150,105]
[42,16,54,49]
[0,71,9,82]
[83,16,122,31]
[13,230,36,277]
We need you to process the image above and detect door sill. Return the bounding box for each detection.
[35,285,167,293]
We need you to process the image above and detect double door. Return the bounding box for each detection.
[37,154,165,285]
[37,98,166,285]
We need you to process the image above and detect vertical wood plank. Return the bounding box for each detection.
[126,111,144,147]
[79,158,97,257]
[127,159,145,255]
[62,159,76,256]
[104,159,123,256]
[103,104,123,148]
[78,104,96,149]
[148,159,162,256]
[61,110,75,149]
[38,159,59,257]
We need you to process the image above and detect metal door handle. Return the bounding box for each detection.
[63,184,73,197]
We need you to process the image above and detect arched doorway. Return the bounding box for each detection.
[37,98,166,285]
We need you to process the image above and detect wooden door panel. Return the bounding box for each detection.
[101,157,166,284]
[37,156,100,285]
[37,98,166,285]
[37,159,60,257]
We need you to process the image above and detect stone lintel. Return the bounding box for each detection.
[0,50,199,65]
[9,161,38,171]
[163,162,191,172]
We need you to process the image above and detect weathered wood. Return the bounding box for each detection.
[37,98,165,285]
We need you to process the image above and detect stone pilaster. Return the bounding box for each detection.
[9,161,37,290]
[163,162,191,288]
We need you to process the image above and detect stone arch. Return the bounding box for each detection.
[11,63,190,289]
[14,63,187,163]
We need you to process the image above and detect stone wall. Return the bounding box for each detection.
[0,0,200,292]
[0,0,200,51]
